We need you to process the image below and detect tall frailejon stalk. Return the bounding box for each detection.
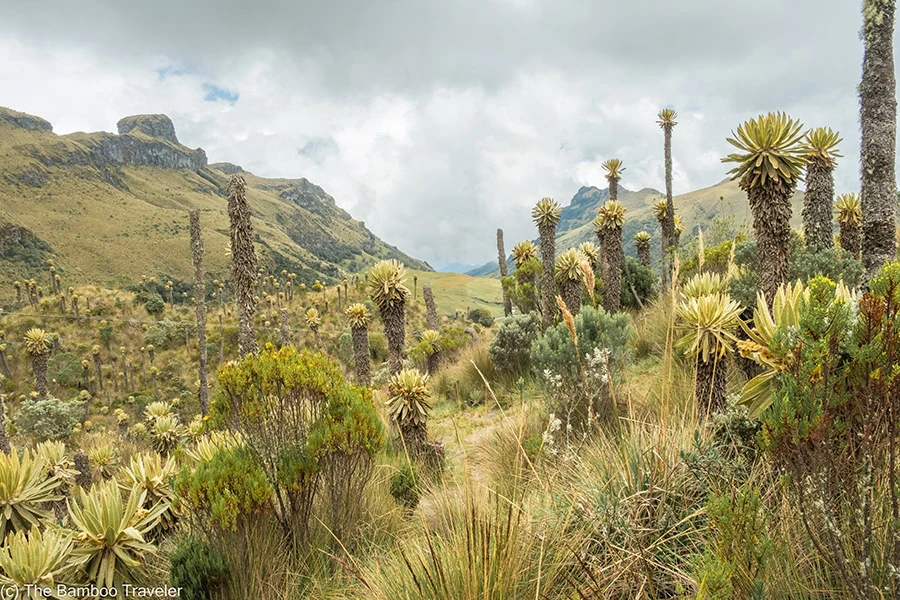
[722,113,808,304]
[860,0,897,276]
[531,198,562,331]
[0,377,9,455]
[422,284,439,330]
[23,328,51,398]
[227,174,258,356]
[634,231,652,267]
[594,200,626,313]
[657,109,678,286]
[345,303,372,386]
[802,127,842,252]
[368,260,410,376]
[188,210,209,415]
[497,228,512,316]
[305,308,323,350]
[555,249,586,316]
[836,193,863,258]
[278,308,291,347]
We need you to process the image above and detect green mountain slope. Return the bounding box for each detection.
[469,179,806,277]
[0,107,429,301]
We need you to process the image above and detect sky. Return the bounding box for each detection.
[0,1,891,270]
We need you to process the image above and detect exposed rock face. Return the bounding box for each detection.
[74,131,207,170]
[211,162,244,174]
[117,114,179,144]
[0,107,52,132]
[0,220,52,262]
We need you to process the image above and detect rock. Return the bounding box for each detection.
[210,162,244,174]
[116,114,179,144]
[67,130,207,171]
[0,106,53,132]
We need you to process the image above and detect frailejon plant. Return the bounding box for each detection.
[345,302,372,386]
[23,328,51,398]
[386,368,431,456]
[367,260,410,375]
[532,198,562,330]
[119,453,180,536]
[634,231,652,267]
[555,248,587,316]
[657,109,678,286]
[0,527,81,597]
[0,448,61,539]
[835,193,862,258]
[497,228,512,317]
[594,200,626,313]
[226,174,259,356]
[802,127,842,252]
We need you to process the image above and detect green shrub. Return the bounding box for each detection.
[143,293,165,316]
[530,305,631,381]
[489,313,540,376]
[14,396,84,441]
[389,464,419,509]
[788,246,862,287]
[467,308,494,327]
[620,257,658,310]
[143,319,180,350]
[169,537,229,600]
[175,446,272,531]
[368,332,389,363]
[47,352,83,387]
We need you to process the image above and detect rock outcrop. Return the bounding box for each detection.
[210,162,244,174]
[117,114,180,144]
[71,131,207,171]
[0,107,53,132]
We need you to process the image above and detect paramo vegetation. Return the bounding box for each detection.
[1,3,900,598]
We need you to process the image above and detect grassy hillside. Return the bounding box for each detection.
[0,107,429,304]
[469,179,806,277]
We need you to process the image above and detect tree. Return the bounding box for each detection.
[497,228,512,316]
[386,369,431,457]
[305,308,323,350]
[531,198,562,330]
[802,127,842,252]
[227,175,258,356]
[836,193,863,258]
[657,109,678,286]
[23,329,51,398]
[594,200,626,313]
[189,210,209,415]
[860,0,897,276]
[634,231,652,266]
[676,292,742,412]
[345,303,372,386]
[555,248,586,316]
[367,260,411,376]
[722,112,807,304]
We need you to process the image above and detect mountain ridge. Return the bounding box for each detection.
[0,107,429,302]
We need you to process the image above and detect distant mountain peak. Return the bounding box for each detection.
[117,114,180,144]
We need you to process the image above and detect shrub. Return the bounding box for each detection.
[14,396,84,441]
[489,313,540,376]
[47,352,83,387]
[788,246,862,287]
[143,293,165,316]
[621,256,658,310]
[175,446,272,531]
[530,305,631,381]
[467,308,494,327]
[389,464,419,509]
[143,319,181,350]
[169,536,229,600]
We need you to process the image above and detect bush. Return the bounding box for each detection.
[14,396,84,441]
[467,308,494,327]
[489,313,540,376]
[530,305,631,381]
[175,446,273,531]
[169,537,229,600]
[47,352,83,387]
[788,246,862,287]
[389,464,419,509]
[621,256,658,310]
[143,293,165,316]
[143,319,180,350]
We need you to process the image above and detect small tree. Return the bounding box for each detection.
[23,329,51,398]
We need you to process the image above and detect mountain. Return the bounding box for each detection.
[0,107,429,300]
[467,179,806,277]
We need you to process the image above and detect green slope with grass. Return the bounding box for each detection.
[0,107,430,302]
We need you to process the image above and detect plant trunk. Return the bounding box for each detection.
[602,226,623,313]
[840,221,862,258]
[189,210,210,416]
[803,159,835,252]
[0,350,9,378]
[227,175,259,356]
[74,449,91,490]
[860,0,898,277]
[0,398,9,455]
[426,350,441,375]
[637,246,651,267]
[32,352,49,398]
[497,228,512,316]
[351,325,371,386]
[748,186,793,305]
[423,285,439,330]
[662,125,675,290]
[382,302,406,376]
[696,356,727,414]
[279,307,291,347]
[538,224,557,330]
[559,278,582,316]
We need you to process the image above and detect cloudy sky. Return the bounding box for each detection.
[0,1,890,269]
